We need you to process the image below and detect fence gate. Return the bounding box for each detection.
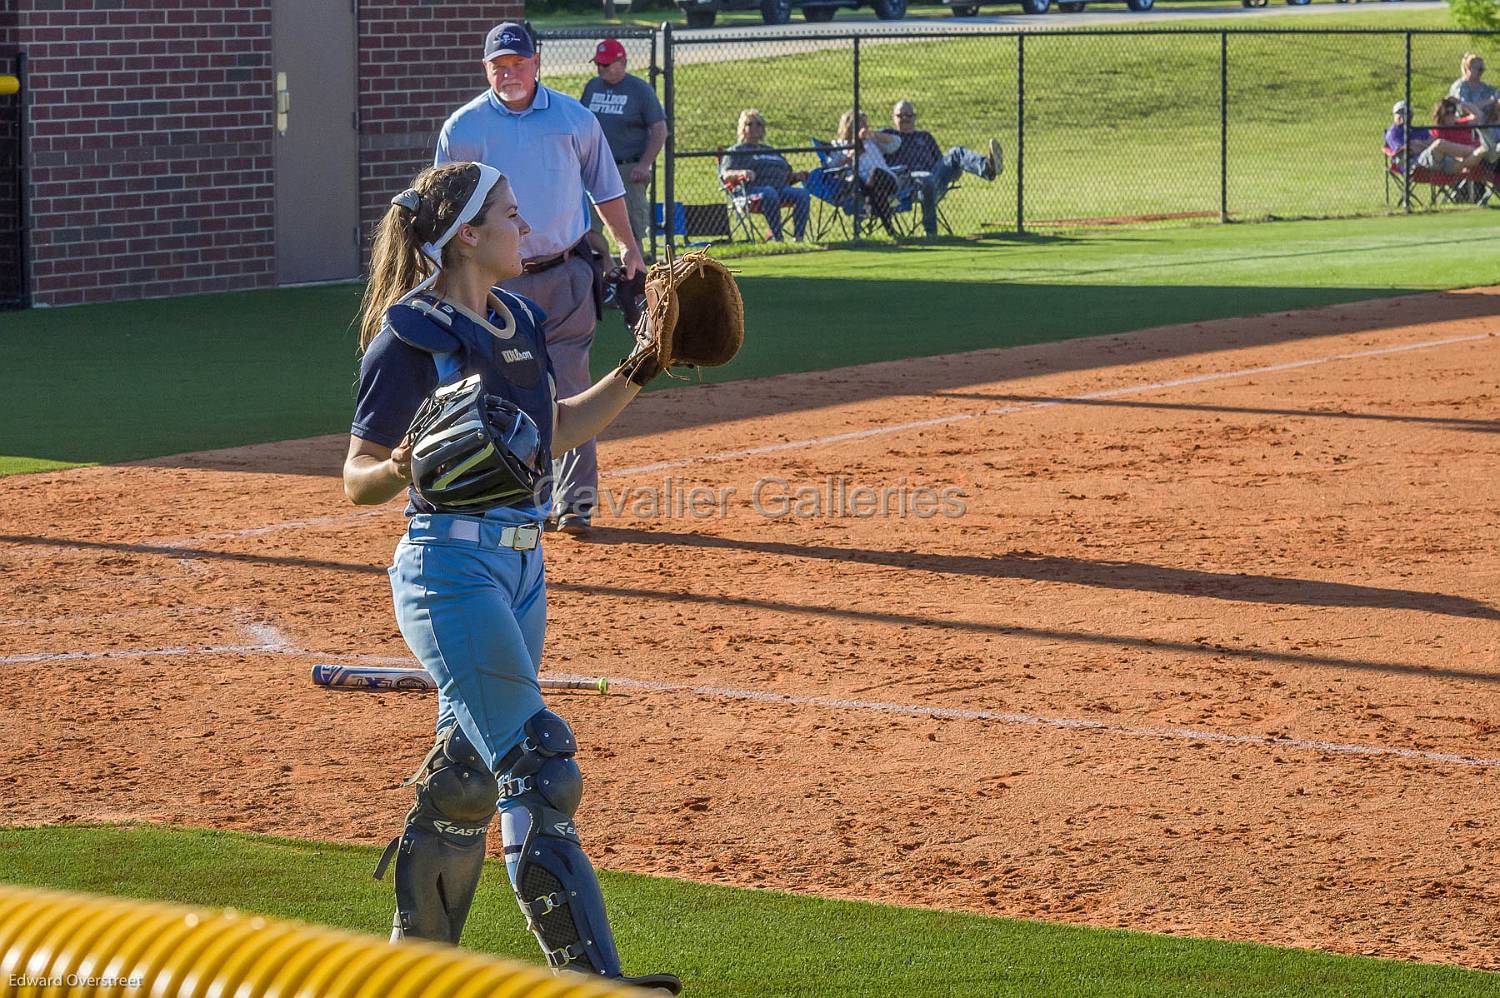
[0,51,26,309]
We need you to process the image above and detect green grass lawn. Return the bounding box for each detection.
[539,6,1481,236]
[2,211,1496,476]
[0,824,1493,997]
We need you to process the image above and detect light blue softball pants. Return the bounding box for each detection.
[389,513,548,770]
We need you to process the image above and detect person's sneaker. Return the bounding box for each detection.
[620,973,682,994]
[985,138,1004,180]
[556,514,591,537]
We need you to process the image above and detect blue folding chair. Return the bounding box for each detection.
[805,137,917,240]
[653,201,724,248]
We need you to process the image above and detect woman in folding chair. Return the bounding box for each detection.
[1384,99,1494,193]
[719,109,811,241]
[827,110,903,238]
[1432,95,1500,201]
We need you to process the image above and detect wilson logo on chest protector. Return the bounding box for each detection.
[501,348,535,364]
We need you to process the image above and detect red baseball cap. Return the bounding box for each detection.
[593,38,627,66]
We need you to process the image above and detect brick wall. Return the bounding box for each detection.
[356,2,519,263]
[9,1,520,308]
[16,1,275,307]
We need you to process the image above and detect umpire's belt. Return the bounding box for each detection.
[407,514,542,551]
[521,246,579,275]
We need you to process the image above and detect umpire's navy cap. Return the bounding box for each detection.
[484,22,535,60]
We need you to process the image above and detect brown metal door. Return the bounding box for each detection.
[272,0,359,284]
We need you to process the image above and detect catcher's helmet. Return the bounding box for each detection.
[407,375,544,513]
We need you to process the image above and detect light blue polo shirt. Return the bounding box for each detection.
[435,85,626,259]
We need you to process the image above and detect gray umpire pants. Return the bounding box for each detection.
[501,256,598,523]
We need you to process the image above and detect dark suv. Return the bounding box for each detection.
[676,0,907,27]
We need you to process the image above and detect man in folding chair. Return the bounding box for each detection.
[719,109,811,242]
[882,100,1002,238]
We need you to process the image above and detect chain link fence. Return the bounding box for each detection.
[0,51,26,308]
[535,26,665,257]
[539,26,1500,249]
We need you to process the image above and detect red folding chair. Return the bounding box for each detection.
[716,150,771,242]
[1383,144,1490,208]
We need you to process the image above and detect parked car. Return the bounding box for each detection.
[676,0,907,28]
[944,0,1153,12]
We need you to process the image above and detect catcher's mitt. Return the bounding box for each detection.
[619,250,744,386]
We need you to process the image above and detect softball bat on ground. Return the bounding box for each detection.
[311,664,609,694]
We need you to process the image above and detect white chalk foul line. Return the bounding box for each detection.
[599,676,1500,771]
[0,623,297,666]
[0,643,280,665]
[154,508,392,550]
[611,332,1494,477]
[11,636,1494,771]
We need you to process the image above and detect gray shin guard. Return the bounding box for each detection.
[375,725,499,945]
[498,709,623,977]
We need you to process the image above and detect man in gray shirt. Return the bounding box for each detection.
[581,38,666,255]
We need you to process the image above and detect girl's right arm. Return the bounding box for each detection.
[343,435,412,505]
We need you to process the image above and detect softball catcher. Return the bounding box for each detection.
[344,161,741,993]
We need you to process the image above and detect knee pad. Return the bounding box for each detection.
[498,709,623,978]
[375,725,499,945]
[413,726,499,833]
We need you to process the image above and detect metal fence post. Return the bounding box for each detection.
[1016,33,1024,236]
[1220,31,1228,223]
[1403,32,1412,213]
[852,35,862,243]
[648,27,661,261]
[662,22,676,253]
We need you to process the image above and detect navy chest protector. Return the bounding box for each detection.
[386,293,554,513]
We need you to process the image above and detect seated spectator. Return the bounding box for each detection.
[826,110,902,237]
[1385,99,1492,177]
[1449,53,1499,124]
[1434,95,1500,163]
[719,109,811,241]
[881,100,1002,238]
[1435,96,1477,146]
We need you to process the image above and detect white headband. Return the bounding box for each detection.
[400,163,504,303]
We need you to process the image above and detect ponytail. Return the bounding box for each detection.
[355,163,492,351]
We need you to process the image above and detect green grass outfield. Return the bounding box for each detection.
[1,824,1493,997]
[2,211,1498,476]
[539,6,1478,234]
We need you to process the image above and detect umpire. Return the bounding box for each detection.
[436,22,646,536]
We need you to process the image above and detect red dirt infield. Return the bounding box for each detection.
[2,288,1498,968]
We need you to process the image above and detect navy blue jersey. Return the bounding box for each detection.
[352,289,557,520]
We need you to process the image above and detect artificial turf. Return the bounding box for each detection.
[0,824,1494,997]
[1,210,1497,475]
